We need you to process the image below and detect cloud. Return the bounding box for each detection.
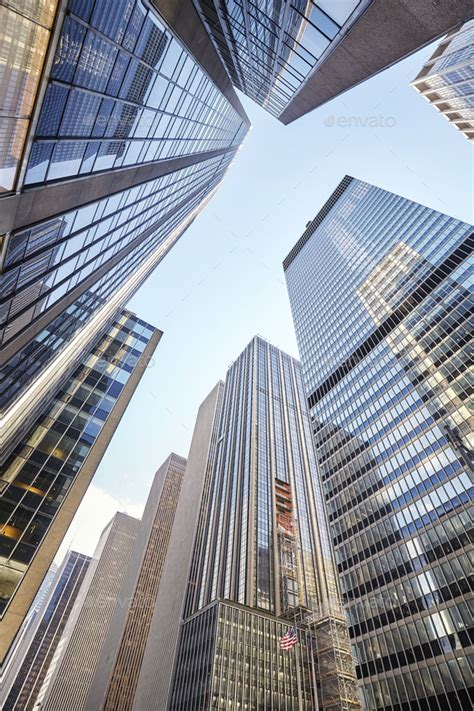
[55,484,144,563]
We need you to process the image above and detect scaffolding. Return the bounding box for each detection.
[305,605,361,711]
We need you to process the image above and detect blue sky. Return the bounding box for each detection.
[60,41,473,557]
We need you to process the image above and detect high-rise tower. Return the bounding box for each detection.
[1,0,249,458]
[411,19,474,140]
[169,336,360,711]
[193,0,471,122]
[284,176,473,710]
[0,309,160,662]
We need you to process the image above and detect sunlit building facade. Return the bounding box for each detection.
[193,0,471,123]
[0,0,249,459]
[42,512,141,710]
[1,550,90,711]
[170,336,360,710]
[0,310,160,663]
[411,19,474,140]
[284,176,474,710]
[85,453,187,711]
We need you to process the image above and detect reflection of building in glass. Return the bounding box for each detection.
[168,336,360,711]
[194,1,471,123]
[411,20,474,141]
[284,176,474,710]
[1,0,249,466]
[41,513,140,710]
[1,550,90,711]
[0,310,160,663]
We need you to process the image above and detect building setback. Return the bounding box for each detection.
[411,19,474,140]
[0,310,160,663]
[40,513,140,710]
[284,176,473,710]
[1,0,249,462]
[0,551,89,711]
[85,453,187,711]
[168,337,360,710]
[193,0,472,123]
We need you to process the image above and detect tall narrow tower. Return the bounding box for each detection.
[170,336,360,710]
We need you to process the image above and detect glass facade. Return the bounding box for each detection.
[411,20,474,141]
[170,600,315,710]
[1,0,248,424]
[185,336,339,618]
[284,177,474,710]
[24,0,246,185]
[0,309,156,616]
[2,550,90,711]
[178,336,360,710]
[0,1,58,192]
[194,0,369,118]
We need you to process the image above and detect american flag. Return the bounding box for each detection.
[279,626,298,650]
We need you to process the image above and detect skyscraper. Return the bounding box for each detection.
[1,0,249,457]
[284,176,473,710]
[1,550,90,711]
[194,0,471,122]
[133,383,225,710]
[0,309,160,663]
[411,19,474,140]
[168,337,360,710]
[41,512,140,710]
[85,453,187,711]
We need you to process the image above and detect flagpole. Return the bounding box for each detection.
[294,635,304,711]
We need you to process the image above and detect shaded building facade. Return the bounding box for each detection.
[169,337,360,710]
[411,19,474,140]
[284,176,473,710]
[41,512,141,710]
[1,0,249,459]
[193,0,472,123]
[1,550,90,711]
[0,309,160,662]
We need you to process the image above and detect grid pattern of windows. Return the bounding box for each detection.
[195,0,368,117]
[1,152,232,353]
[2,551,90,711]
[0,1,58,192]
[103,455,186,711]
[284,177,474,710]
[24,0,247,184]
[188,336,339,618]
[0,310,155,616]
[411,20,474,141]
[170,600,315,710]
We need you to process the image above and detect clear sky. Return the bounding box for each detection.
[57,40,473,560]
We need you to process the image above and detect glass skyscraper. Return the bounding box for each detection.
[1,0,249,460]
[0,309,160,663]
[193,1,471,123]
[170,336,360,710]
[411,19,474,141]
[284,176,473,710]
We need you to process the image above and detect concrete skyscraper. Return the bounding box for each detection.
[40,512,140,710]
[0,550,90,711]
[194,0,471,122]
[86,453,187,711]
[1,0,249,460]
[167,337,360,711]
[0,309,160,663]
[284,176,473,710]
[411,19,474,140]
